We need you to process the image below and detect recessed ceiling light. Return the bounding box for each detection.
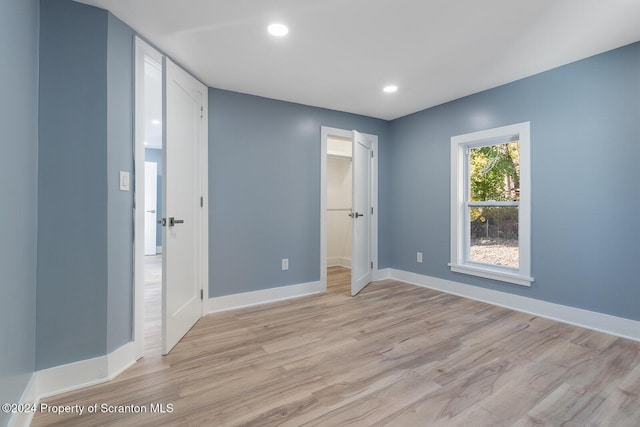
[151,119,161,125]
[268,23,289,37]
[383,85,398,93]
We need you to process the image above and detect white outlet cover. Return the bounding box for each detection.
[282,258,289,270]
[417,252,423,263]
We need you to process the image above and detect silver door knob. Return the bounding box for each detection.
[168,217,185,226]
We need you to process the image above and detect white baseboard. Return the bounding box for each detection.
[37,355,107,399]
[373,268,392,281]
[107,342,137,381]
[209,280,324,314]
[9,374,38,427]
[327,257,351,268]
[389,269,640,342]
[38,341,135,399]
[9,342,137,427]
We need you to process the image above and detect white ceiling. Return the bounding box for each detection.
[76,0,640,120]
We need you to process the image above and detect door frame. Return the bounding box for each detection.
[320,126,378,291]
[134,37,163,359]
[134,37,209,359]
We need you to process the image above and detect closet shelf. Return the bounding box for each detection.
[327,153,352,160]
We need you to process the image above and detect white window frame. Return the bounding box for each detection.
[450,122,533,286]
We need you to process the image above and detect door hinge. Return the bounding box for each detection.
[200,196,204,207]
[371,151,374,158]
[371,207,373,214]
[200,106,204,118]
[200,289,204,300]
[371,261,374,269]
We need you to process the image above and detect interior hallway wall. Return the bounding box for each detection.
[106,11,135,355]
[208,88,390,297]
[0,0,39,424]
[388,41,640,321]
[37,0,135,369]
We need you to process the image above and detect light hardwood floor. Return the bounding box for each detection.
[33,267,640,426]
[144,254,162,355]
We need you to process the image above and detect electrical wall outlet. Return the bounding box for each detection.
[417,252,423,263]
[282,258,289,271]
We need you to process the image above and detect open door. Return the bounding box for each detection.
[162,58,207,354]
[350,130,373,296]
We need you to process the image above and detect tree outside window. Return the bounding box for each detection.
[468,142,520,268]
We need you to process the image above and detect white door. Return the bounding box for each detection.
[162,59,206,354]
[144,162,158,255]
[351,130,373,296]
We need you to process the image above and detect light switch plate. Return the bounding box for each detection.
[119,171,130,191]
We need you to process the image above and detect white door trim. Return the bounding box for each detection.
[370,133,379,280]
[134,37,164,360]
[320,126,378,292]
[198,80,210,310]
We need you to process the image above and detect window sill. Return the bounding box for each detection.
[449,263,534,287]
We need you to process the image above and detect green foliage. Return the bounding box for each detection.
[469,142,520,233]
[469,142,520,202]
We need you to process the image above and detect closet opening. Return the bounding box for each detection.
[326,136,353,295]
[321,125,378,297]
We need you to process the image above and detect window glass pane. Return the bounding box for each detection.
[469,142,520,202]
[469,206,519,268]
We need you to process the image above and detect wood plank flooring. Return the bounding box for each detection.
[144,254,162,355]
[33,267,640,426]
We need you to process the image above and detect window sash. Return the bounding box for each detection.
[466,201,519,207]
[450,121,532,287]
[464,204,520,268]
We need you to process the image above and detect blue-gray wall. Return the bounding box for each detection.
[0,0,39,424]
[37,0,136,368]
[37,0,109,369]
[145,148,163,247]
[106,13,135,354]
[388,42,640,321]
[208,89,390,297]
